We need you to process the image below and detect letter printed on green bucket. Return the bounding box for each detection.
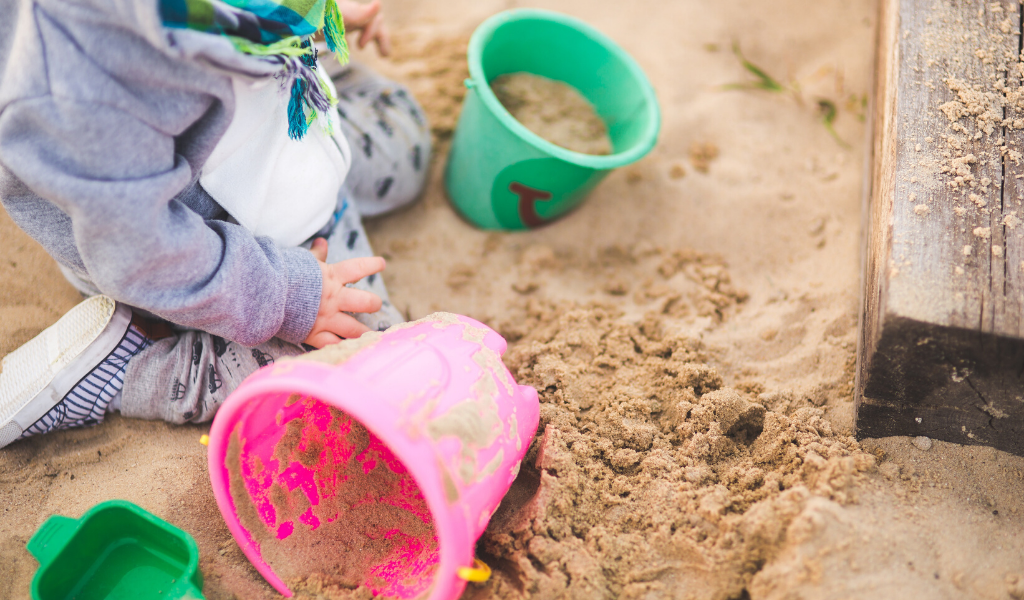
[491,158,607,229]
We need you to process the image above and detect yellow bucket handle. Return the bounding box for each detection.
[457,558,491,583]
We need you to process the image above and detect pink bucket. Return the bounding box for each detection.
[206,314,539,599]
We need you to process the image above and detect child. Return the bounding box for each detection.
[0,0,430,447]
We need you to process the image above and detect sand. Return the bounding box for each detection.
[476,305,873,599]
[225,402,437,596]
[3,1,1024,599]
[491,73,612,155]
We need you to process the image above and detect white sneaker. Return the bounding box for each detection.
[0,295,133,448]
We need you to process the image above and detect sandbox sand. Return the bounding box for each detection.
[3,1,1024,599]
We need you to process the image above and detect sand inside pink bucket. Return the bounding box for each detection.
[226,395,439,599]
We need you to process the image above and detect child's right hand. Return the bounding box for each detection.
[304,237,387,348]
[339,0,391,57]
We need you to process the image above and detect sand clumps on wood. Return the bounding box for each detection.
[470,306,874,600]
[916,1,1024,201]
[919,2,1022,190]
[491,73,613,155]
[886,0,1024,277]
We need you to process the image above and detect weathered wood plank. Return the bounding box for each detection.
[857,0,1024,454]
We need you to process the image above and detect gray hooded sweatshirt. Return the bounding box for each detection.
[0,0,322,346]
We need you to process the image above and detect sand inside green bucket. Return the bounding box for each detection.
[491,73,612,156]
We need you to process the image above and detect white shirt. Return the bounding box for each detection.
[200,69,351,248]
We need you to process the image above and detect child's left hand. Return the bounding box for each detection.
[304,237,386,348]
[339,0,391,57]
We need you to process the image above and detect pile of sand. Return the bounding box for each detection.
[480,305,872,599]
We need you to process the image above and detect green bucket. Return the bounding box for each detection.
[27,500,205,600]
[445,9,661,230]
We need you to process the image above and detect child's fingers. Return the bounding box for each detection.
[305,329,344,349]
[319,311,371,340]
[358,13,385,51]
[327,256,386,284]
[310,237,329,262]
[338,0,381,29]
[337,287,383,314]
[376,21,391,57]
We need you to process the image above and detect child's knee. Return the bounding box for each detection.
[335,68,432,217]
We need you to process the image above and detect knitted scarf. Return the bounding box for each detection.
[160,0,350,139]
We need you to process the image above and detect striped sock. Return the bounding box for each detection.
[19,324,150,438]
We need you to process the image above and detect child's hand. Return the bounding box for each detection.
[304,237,386,348]
[339,0,391,57]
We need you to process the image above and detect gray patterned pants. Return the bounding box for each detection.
[119,63,429,424]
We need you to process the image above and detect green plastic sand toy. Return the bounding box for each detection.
[26,500,205,600]
[445,9,660,230]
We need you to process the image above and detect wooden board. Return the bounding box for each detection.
[858,0,1024,454]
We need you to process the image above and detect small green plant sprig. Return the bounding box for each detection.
[721,42,790,93]
[722,42,852,148]
[817,98,850,148]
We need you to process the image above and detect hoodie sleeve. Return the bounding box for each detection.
[0,2,326,345]
[0,93,322,346]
